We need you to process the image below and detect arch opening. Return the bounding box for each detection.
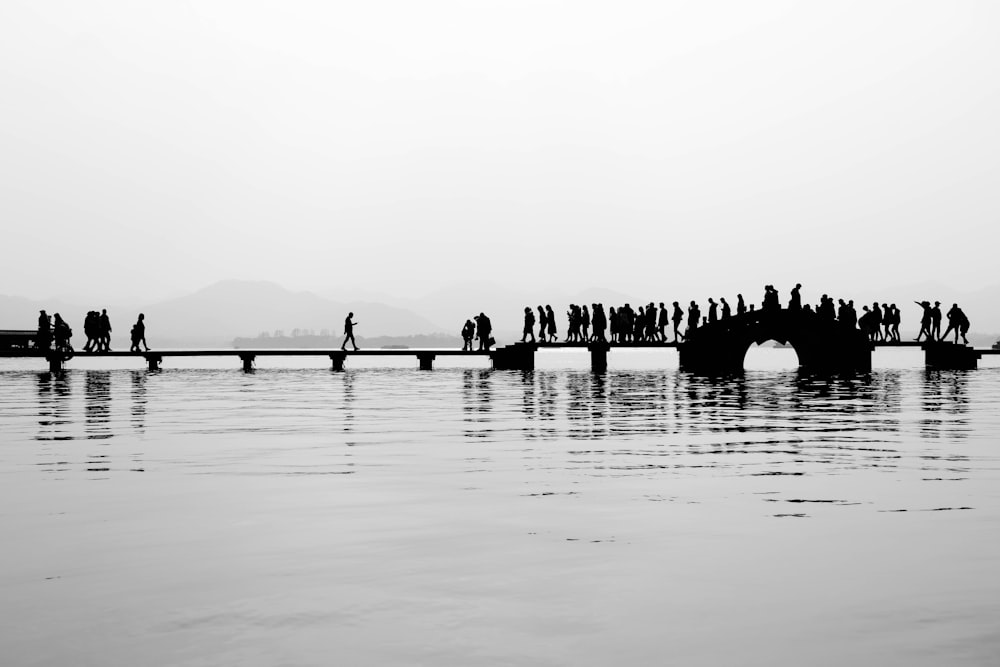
[742,339,802,371]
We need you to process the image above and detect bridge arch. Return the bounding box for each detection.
[677,309,872,374]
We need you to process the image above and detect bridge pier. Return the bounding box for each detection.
[329,352,346,371]
[240,354,255,372]
[490,343,535,371]
[46,353,63,373]
[145,354,162,371]
[924,342,979,370]
[417,353,435,370]
[589,342,610,373]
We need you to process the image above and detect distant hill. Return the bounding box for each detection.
[0,280,450,348]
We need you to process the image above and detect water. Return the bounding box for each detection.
[2,350,1000,666]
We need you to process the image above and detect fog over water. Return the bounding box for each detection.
[2,350,999,665]
[2,2,999,301]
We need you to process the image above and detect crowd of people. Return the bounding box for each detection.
[35,310,149,353]
[514,285,974,346]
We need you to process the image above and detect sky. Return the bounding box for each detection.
[1,1,998,303]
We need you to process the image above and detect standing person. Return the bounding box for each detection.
[671,302,685,341]
[881,304,893,342]
[789,283,802,311]
[736,294,747,317]
[537,305,548,343]
[521,307,536,343]
[707,298,719,324]
[37,310,51,350]
[687,301,701,336]
[461,319,475,351]
[341,312,359,351]
[581,305,591,342]
[53,314,73,353]
[98,309,112,352]
[930,301,943,341]
[608,307,619,343]
[545,305,557,342]
[889,304,901,342]
[476,312,493,351]
[130,313,150,352]
[720,298,731,320]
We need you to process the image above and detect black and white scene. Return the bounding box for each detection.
[2,2,1000,665]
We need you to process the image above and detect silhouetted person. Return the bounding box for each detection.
[476,312,493,350]
[762,285,779,312]
[870,302,883,341]
[545,305,557,342]
[461,319,475,351]
[591,303,607,342]
[537,305,547,343]
[582,305,591,341]
[914,301,932,341]
[888,304,901,342]
[931,301,943,340]
[881,303,893,342]
[98,309,112,352]
[52,313,72,352]
[130,313,149,352]
[83,311,99,352]
[736,294,746,317]
[37,310,51,350]
[941,304,970,344]
[707,298,718,324]
[341,312,359,351]
[687,301,701,336]
[671,302,684,341]
[521,307,536,343]
[644,302,657,341]
[656,302,668,342]
[789,283,802,311]
[720,297,731,320]
[609,307,619,343]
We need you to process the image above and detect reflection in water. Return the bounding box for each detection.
[36,372,72,442]
[130,370,147,433]
[85,371,113,441]
[920,370,970,441]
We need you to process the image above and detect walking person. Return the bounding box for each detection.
[671,302,685,342]
[130,313,150,352]
[521,307,536,343]
[341,312,359,351]
[736,294,746,317]
[545,305,557,342]
[914,301,932,341]
[537,306,548,343]
[98,309,112,352]
[657,302,669,342]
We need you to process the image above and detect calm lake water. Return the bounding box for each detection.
[1,349,999,666]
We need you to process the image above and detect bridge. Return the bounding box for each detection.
[2,306,997,373]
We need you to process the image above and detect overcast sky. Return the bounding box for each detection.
[1,1,997,303]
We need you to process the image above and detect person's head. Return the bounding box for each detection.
[796,283,802,289]
[935,301,940,307]
[138,313,144,321]
[102,309,107,315]
[39,310,46,315]
[524,307,530,314]
[348,311,354,317]
[659,302,664,308]
[673,301,679,307]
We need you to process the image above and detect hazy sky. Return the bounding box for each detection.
[2,1,998,302]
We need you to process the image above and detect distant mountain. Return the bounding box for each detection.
[141,280,448,345]
[0,280,450,348]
